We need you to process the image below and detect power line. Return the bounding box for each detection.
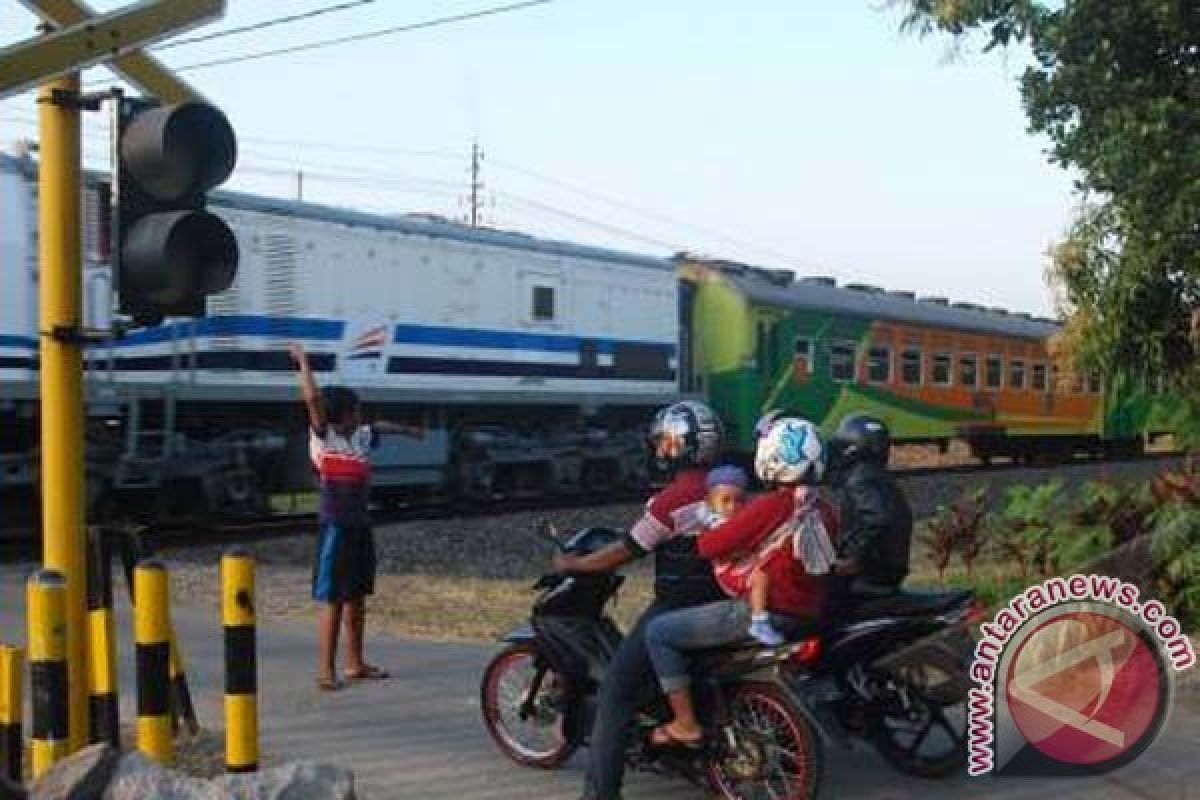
[237,134,460,161]
[497,191,682,251]
[488,156,819,270]
[0,108,824,270]
[154,1,378,51]
[172,0,555,73]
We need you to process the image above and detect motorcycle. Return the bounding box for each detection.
[480,524,825,800]
[784,584,981,779]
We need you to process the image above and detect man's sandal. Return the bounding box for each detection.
[345,665,390,681]
[316,676,345,692]
[648,724,703,750]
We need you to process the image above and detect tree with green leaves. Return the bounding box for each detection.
[895,1,1198,416]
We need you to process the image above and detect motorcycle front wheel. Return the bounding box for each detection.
[708,681,823,800]
[480,644,577,769]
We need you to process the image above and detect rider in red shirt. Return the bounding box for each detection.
[643,415,835,747]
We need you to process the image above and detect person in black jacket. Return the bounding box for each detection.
[827,413,913,597]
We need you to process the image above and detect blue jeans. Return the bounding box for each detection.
[644,600,751,692]
[583,602,673,800]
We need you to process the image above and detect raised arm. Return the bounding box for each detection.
[289,342,326,434]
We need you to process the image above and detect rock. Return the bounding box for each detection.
[0,774,28,800]
[1082,533,1158,589]
[101,752,218,800]
[30,744,117,800]
[217,761,355,800]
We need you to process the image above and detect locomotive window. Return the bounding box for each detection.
[959,354,978,388]
[932,353,952,386]
[830,342,856,382]
[985,355,1003,389]
[901,349,922,385]
[1032,363,1047,391]
[867,346,891,383]
[1010,359,1026,390]
[532,286,555,321]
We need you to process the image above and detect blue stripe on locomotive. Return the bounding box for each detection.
[0,316,677,380]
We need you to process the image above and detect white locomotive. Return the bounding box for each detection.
[0,151,680,518]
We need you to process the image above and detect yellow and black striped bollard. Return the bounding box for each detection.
[27,569,67,778]
[134,559,173,765]
[222,548,257,773]
[0,644,22,784]
[86,529,119,747]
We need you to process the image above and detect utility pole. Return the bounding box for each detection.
[468,140,483,227]
[296,169,304,202]
[36,69,87,752]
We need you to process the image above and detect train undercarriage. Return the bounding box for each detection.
[0,391,655,531]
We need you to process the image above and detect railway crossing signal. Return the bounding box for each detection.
[2,0,232,757]
[115,97,239,324]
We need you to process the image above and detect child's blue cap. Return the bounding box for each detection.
[707,465,748,490]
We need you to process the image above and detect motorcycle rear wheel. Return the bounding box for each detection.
[708,681,823,800]
[871,644,969,779]
[481,644,577,769]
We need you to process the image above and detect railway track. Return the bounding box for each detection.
[0,451,1184,560]
[891,448,1183,478]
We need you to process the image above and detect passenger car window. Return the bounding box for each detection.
[901,349,921,385]
[959,354,978,388]
[932,352,952,386]
[1009,359,1026,390]
[1032,363,1047,391]
[985,355,1003,389]
[830,342,856,382]
[867,346,890,383]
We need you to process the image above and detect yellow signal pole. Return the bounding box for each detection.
[37,70,87,753]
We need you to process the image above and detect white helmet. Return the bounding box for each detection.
[755,416,825,485]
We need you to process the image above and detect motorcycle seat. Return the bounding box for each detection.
[688,615,821,657]
[848,588,973,620]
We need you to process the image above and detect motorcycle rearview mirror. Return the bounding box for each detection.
[535,518,565,552]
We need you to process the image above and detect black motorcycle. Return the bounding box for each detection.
[480,525,825,800]
[784,585,981,779]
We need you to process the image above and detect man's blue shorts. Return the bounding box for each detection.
[312,523,377,603]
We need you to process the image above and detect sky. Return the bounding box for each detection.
[0,0,1078,315]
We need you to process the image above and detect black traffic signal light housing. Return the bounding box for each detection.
[115,96,239,325]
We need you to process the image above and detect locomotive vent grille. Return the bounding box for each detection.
[264,233,299,317]
[207,231,246,350]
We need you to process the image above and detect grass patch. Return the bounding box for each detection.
[369,571,655,641]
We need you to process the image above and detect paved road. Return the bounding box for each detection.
[1,565,1196,799]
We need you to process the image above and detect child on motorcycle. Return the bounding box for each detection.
[643,417,835,748]
[703,465,786,647]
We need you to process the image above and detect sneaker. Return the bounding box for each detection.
[749,620,784,646]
